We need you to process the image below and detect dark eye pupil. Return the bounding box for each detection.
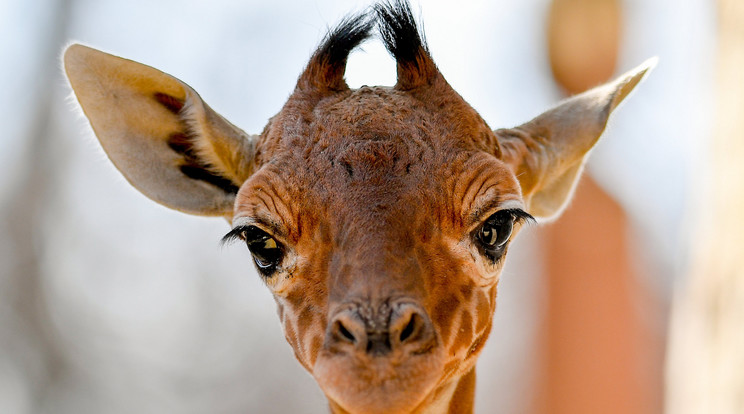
[243,227,282,274]
[477,212,514,250]
[479,226,498,246]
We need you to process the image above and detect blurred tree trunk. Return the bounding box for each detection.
[534,179,661,414]
[666,0,744,413]
[533,1,662,413]
[0,0,74,411]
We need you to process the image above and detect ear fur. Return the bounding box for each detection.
[497,58,657,220]
[63,44,257,217]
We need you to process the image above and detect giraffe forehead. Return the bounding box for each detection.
[236,137,521,241]
[265,84,496,159]
[234,85,522,245]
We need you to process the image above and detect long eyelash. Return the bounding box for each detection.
[225,211,533,246]
[221,225,249,246]
[503,208,536,225]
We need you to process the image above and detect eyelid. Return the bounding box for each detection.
[468,199,531,232]
[221,225,251,246]
[499,208,536,225]
[469,198,518,223]
[224,215,286,242]
[222,217,290,249]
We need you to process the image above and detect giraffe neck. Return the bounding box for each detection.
[327,368,476,414]
[443,368,476,414]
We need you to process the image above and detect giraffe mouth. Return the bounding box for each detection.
[313,345,445,413]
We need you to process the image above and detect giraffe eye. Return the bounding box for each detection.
[241,226,283,276]
[475,210,517,262]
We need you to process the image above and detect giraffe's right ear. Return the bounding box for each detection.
[496,58,655,220]
[64,44,258,217]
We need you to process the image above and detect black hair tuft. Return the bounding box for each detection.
[315,12,375,69]
[300,11,374,91]
[299,0,440,92]
[374,0,428,65]
[374,0,440,89]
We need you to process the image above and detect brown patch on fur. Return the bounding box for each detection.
[474,291,492,333]
[297,305,318,345]
[448,368,476,414]
[457,312,474,347]
[459,284,474,302]
[308,334,323,367]
[432,293,460,347]
[443,359,461,379]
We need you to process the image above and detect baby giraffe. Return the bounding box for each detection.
[64,1,653,413]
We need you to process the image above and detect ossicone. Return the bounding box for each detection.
[297,12,375,93]
[296,0,443,94]
[375,0,441,90]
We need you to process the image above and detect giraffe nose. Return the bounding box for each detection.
[326,300,435,356]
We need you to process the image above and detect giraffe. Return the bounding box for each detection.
[63,1,654,413]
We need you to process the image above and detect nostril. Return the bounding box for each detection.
[328,310,366,350]
[391,304,432,349]
[399,313,419,343]
[336,320,356,343]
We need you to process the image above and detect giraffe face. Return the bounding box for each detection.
[229,84,530,413]
[65,0,652,410]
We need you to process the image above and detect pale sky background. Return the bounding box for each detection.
[0,0,714,413]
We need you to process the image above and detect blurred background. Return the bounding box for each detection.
[1,0,736,413]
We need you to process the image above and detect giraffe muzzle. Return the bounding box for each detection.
[326,299,436,357]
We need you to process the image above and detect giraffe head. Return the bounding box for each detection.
[63,1,653,412]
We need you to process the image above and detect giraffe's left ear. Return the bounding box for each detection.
[496,58,656,220]
[64,44,258,217]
